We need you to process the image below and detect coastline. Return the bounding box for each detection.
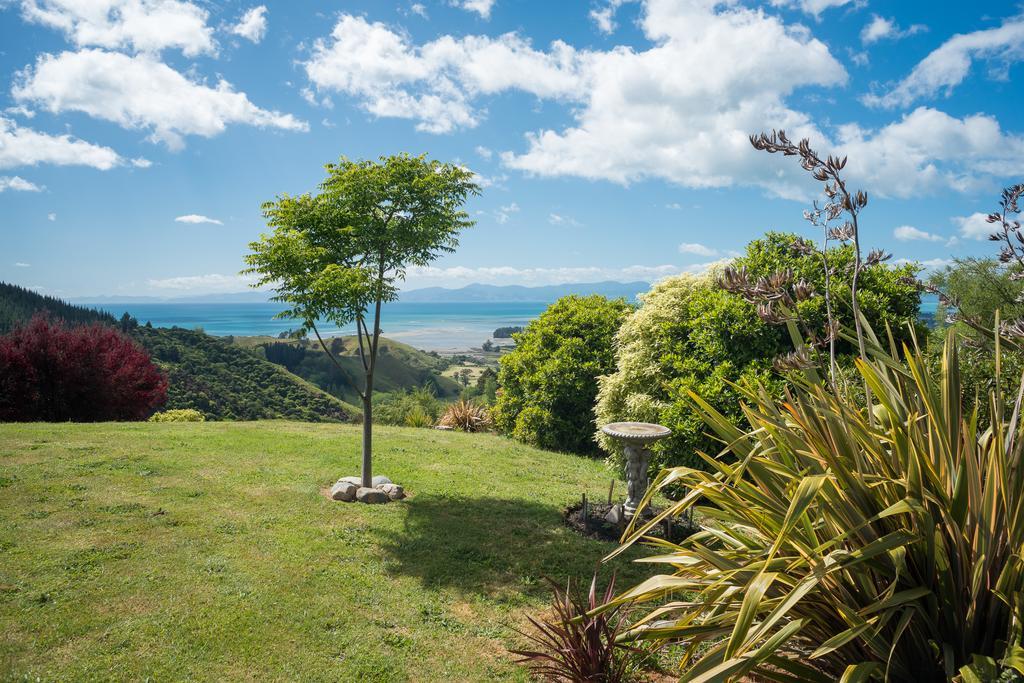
[82,300,538,354]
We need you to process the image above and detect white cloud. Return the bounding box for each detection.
[548,212,581,226]
[0,175,42,192]
[504,0,847,199]
[0,116,126,170]
[302,2,1022,199]
[14,262,31,267]
[865,16,1024,108]
[410,3,428,19]
[147,273,258,292]
[893,225,942,242]
[590,0,633,34]
[14,49,308,150]
[303,14,583,133]
[175,214,223,225]
[474,145,493,159]
[4,105,35,119]
[678,242,718,256]
[453,0,495,19]
[954,212,995,240]
[47,212,57,221]
[769,0,859,19]
[893,257,953,271]
[470,170,507,188]
[860,15,926,45]
[849,49,869,67]
[833,107,1024,198]
[494,202,519,223]
[19,0,215,56]
[590,7,615,34]
[665,202,682,210]
[230,6,267,44]
[403,262,712,288]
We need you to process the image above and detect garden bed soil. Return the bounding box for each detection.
[563,501,697,544]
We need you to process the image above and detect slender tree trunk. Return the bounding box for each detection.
[361,377,373,488]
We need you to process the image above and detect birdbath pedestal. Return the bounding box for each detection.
[601,422,672,520]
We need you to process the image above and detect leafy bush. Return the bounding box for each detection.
[928,258,1024,422]
[511,572,635,683]
[596,232,920,472]
[437,400,491,432]
[494,295,632,454]
[375,386,443,427]
[606,330,1024,681]
[0,314,167,421]
[148,409,205,423]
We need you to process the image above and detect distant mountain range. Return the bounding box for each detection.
[398,281,651,303]
[69,281,653,304]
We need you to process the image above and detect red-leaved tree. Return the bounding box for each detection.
[0,314,167,422]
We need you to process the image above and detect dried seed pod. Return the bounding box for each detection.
[793,279,815,301]
[773,348,814,372]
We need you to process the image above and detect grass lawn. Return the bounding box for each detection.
[0,422,656,681]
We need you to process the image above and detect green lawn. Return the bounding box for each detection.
[0,422,653,681]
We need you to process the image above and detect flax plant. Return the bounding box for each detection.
[602,321,1024,681]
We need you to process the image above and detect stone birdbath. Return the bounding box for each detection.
[601,422,672,520]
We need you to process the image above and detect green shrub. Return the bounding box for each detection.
[403,406,434,428]
[606,330,1024,681]
[595,232,920,472]
[375,386,443,428]
[437,400,491,432]
[493,295,632,454]
[928,258,1024,422]
[148,408,205,423]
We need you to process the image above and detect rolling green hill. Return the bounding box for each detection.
[239,335,462,405]
[135,326,359,421]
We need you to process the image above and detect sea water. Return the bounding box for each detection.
[85,301,548,352]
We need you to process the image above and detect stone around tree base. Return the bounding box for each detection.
[330,480,357,501]
[340,475,393,487]
[331,475,405,503]
[356,487,390,504]
[378,483,405,500]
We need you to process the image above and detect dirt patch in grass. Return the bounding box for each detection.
[563,501,697,544]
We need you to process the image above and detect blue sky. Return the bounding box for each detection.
[1,0,1022,298]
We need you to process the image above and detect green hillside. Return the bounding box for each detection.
[136,326,359,421]
[0,421,651,681]
[239,335,462,404]
[0,282,114,332]
[0,285,358,422]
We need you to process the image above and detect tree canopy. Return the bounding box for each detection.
[244,154,479,486]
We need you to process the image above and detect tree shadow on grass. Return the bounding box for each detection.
[378,494,655,600]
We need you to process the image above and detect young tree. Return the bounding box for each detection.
[244,154,479,487]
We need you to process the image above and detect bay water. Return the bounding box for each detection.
[85,301,548,352]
